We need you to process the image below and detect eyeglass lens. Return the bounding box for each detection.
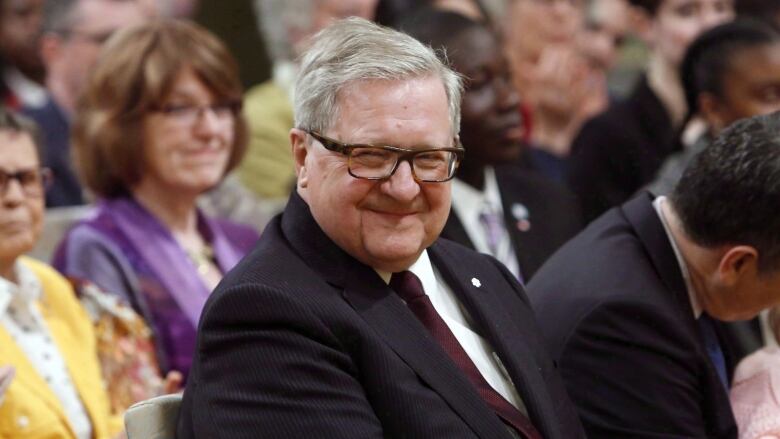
[349,147,457,181]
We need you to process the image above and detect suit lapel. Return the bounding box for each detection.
[340,261,512,438]
[622,194,694,327]
[444,170,537,279]
[442,208,476,249]
[496,170,536,278]
[429,242,561,439]
[622,194,735,427]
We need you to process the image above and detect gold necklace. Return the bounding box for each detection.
[186,243,215,276]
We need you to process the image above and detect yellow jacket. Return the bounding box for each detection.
[0,257,123,439]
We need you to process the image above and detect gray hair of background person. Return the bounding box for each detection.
[0,107,44,160]
[671,111,780,272]
[42,0,79,34]
[293,17,464,137]
[253,0,317,63]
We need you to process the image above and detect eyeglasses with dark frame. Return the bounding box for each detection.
[0,168,52,198]
[307,131,464,183]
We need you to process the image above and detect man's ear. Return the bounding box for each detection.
[717,245,759,286]
[290,128,309,188]
[699,92,728,134]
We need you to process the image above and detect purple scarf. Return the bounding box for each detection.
[101,197,247,327]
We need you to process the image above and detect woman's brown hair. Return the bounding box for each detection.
[72,19,248,199]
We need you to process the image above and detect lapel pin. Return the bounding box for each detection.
[471,278,481,288]
[517,219,531,232]
[511,203,531,232]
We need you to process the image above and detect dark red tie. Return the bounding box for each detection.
[390,271,542,439]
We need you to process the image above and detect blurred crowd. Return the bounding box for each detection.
[1,0,780,437]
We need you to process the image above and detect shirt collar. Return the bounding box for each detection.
[0,259,43,316]
[375,248,437,292]
[653,196,702,318]
[451,166,503,216]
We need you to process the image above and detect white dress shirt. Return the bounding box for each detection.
[0,260,93,439]
[378,250,528,414]
[3,66,47,109]
[451,167,521,278]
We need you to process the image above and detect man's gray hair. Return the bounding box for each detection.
[253,0,317,63]
[294,17,464,137]
[0,108,45,161]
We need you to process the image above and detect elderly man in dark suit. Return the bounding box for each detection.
[528,112,780,438]
[177,17,584,439]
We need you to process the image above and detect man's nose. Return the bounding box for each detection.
[2,178,26,205]
[381,160,420,202]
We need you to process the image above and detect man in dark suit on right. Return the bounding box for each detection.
[528,112,780,438]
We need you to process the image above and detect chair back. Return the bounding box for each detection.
[124,393,182,439]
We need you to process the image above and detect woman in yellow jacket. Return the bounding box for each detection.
[0,109,122,439]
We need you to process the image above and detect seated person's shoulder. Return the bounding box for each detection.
[18,257,84,317]
[244,80,292,120]
[19,256,69,286]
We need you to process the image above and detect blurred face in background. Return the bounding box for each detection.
[165,0,198,17]
[505,0,584,61]
[0,129,44,271]
[313,0,377,28]
[702,42,780,133]
[41,0,146,113]
[646,0,733,67]
[453,27,524,166]
[291,0,378,57]
[140,67,235,197]
[579,0,631,71]
[0,0,44,82]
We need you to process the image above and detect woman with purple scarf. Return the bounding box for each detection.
[53,20,259,380]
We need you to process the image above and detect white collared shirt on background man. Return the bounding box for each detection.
[451,167,521,279]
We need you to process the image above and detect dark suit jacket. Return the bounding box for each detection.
[441,167,582,281]
[23,97,84,207]
[567,77,679,223]
[527,194,737,438]
[177,191,584,439]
